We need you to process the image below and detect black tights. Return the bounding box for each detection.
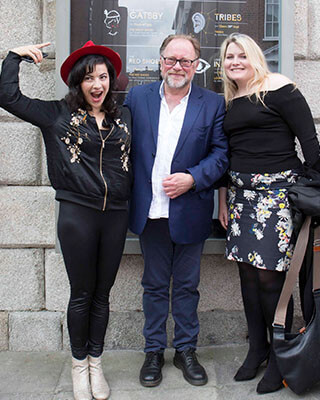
[58,201,128,360]
[237,262,293,382]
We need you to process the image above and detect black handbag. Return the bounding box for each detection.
[288,168,320,324]
[288,167,320,236]
[273,216,320,394]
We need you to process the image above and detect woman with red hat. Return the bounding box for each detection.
[0,41,132,400]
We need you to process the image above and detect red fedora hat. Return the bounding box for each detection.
[60,40,122,85]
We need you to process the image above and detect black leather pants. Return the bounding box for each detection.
[57,201,128,360]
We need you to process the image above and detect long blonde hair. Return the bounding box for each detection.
[220,33,270,106]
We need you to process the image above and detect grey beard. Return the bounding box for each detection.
[165,74,190,89]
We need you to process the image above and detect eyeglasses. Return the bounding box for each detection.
[161,56,199,68]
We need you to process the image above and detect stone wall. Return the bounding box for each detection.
[0,0,319,352]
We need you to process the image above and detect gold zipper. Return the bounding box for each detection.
[99,124,114,211]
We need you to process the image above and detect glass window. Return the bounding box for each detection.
[265,0,280,40]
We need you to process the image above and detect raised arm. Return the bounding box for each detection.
[0,42,59,129]
[11,42,50,64]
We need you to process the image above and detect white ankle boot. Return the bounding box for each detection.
[71,356,92,400]
[88,355,110,400]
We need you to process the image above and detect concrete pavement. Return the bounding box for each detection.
[0,345,319,399]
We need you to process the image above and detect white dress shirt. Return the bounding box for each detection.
[148,82,191,219]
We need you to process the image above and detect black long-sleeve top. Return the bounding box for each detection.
[0,51,132,211]
[223,84,320,174]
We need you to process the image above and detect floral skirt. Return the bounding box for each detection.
[226,170,299,271]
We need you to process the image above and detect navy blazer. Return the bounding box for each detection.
[125,81,228,244]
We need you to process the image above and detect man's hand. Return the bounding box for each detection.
[162,173,194,199]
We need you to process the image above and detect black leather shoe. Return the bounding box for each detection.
[173,348,208,386]
[139,352,164,387]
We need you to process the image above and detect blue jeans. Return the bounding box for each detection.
[140,218,204,352]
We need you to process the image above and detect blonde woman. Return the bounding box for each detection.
[218,33,320,394]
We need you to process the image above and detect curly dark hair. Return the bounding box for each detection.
[64,54,119,119]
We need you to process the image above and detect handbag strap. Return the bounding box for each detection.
[313,224,320,290]
[273,216,311,327]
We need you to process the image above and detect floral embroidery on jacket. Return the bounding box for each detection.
[61,109,88,163]
[115,118,131,172]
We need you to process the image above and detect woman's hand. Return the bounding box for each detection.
[11,42,51,63]
[218,187,228,230]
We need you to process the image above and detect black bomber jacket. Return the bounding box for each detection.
[0,51,132,211]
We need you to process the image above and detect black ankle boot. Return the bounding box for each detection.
[256,348,283,394]
[256,376,284,394]
[234,348,269,381]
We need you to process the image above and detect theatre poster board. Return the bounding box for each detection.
[70,0,280,99]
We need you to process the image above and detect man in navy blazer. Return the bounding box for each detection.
[125,34,228,388]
